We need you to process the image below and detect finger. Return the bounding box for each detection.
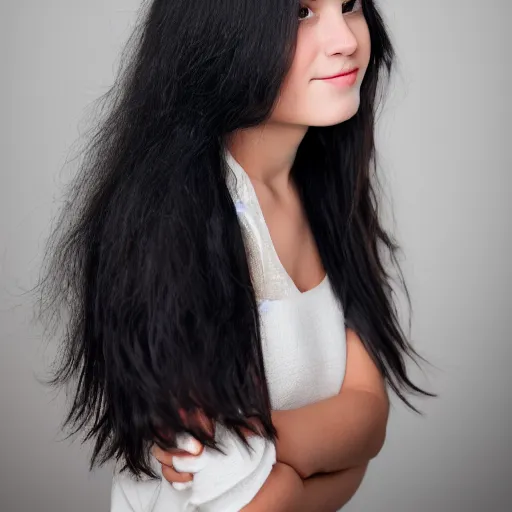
[154,444,193,456]
[172,481,194,491]
[161,464,193,484]
[151,445,180,467]
[172,452,208,473]
[175,433,204,455]
[151,444,200,468]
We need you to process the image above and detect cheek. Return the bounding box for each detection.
[287,34,318,92]
[271,41,317,116]
[289,34,317,77]
[354,21,371,64]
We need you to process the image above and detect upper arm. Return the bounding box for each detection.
[341,328,389,410]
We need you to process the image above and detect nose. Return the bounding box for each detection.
[320,12,358,57]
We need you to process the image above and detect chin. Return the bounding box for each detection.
[308,96,361,127]
[309,109,359,127]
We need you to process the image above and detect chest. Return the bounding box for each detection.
[251,179,324,294]
[224,149,347,407]
[258,279,347,411]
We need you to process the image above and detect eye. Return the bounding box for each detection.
[342,0,363,14]
[299,1,363,22]
[298,5,313,21]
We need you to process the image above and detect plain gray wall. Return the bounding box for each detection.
[1,1,511,511]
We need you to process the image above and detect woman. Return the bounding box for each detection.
[35,0,434,510]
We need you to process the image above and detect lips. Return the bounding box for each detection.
[321,67,358,80]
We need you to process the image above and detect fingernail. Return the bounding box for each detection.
[172,481,193,491]
[177,434,202,455]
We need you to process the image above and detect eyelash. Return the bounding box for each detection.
[298,0,363,22]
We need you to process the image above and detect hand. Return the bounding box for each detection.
[154,408,268,488]
[151,434,204,489]
[151,408,213,489]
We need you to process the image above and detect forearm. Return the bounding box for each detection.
[241,462,368,512]
[299,463,369,512]
[240,463,304,512]
[273,389,388,477]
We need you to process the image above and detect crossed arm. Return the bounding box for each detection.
[241,328,390,511]
[155,328,389,511]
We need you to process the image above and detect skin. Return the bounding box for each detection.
[225,0,370,296]
[153,330,388,508]
[152,1,383,509]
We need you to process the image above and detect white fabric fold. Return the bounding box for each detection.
[110,424,276,512]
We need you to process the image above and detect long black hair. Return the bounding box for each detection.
[33,0,435,480]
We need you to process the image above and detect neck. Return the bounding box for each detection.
[226,122,308,194]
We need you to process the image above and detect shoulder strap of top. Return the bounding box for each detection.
[223,148,296,302]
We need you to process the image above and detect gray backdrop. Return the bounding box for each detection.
[1,1,510,511]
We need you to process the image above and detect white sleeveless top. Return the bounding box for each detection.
[110,150,347,512]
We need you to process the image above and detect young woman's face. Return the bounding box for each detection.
[270,0,371,127]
